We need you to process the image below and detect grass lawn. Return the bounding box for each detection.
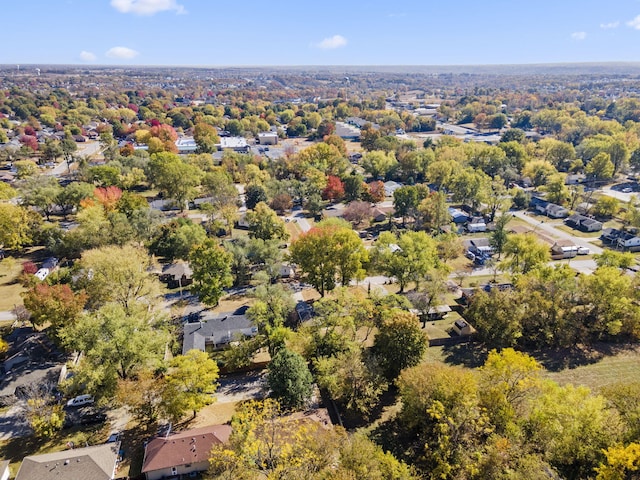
[543,346,640,392]
[421,313,461,342]
[554,224,603,238]
[0,257,27,312]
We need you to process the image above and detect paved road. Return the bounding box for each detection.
[600,185,637,204]
[511,210,603,254]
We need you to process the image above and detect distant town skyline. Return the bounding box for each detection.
[4,0,640,66]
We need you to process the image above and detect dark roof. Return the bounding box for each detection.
[182,312,256,354]
[142,425,232,474]
[15,444,119,480]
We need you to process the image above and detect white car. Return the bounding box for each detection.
[577,247,590,255]
[622,188,633,193]
[66,394,95,408]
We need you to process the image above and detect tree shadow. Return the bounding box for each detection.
[439,342,488,368]
[529,342,638,372]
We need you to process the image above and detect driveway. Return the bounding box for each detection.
[216,371,267,403]
[0,402,30,440]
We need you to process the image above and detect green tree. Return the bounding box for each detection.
[500,233,550,275]
[0,203,37,250]
[22,284,87,344]
[479,348,541,432]
[465,288,523,349]
[20,176,63,221]
[526,382,622,479]
[373,311,428,380]
[245,183,268,210]
[189,239,233,306]
[371,231,441,292]
[62,303,169,398]
[594,250,635,269]
[362,150,398,180]
[147,152,202,210]
[315,348,387,416]
[162,349,219,420]
[289,220,368,296]
[490,212,512,259]
[592,196,620,218]
[246,202,289,241]
[397,363,490,478]
[267,348,313,410]
[193,122,220,153]
[79,244,162,313]
[417,191,450,232]
[149,218,207,261]
[586,152,615,181]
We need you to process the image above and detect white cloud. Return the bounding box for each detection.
[105,46,140,60]
[571,31,587,40]
[600,21,620,29]
[110,0,185,15]
[79,51,97,62]
[314,34,348,50]
[627,15,640,30]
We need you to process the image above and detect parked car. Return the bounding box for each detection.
[66,394,95,408]
[577,247,590,255]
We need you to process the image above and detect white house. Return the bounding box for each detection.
[467,217,487,233]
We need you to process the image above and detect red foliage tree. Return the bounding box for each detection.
[22,261,38,275]
[120,143,135,157]
[23,126,36,136]
[365,180,386,203]
[94,186,123,212]
[322,175,345,202]
[19,135,38,151]
[150,124,178,143]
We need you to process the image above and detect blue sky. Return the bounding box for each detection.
[4,0,640,65]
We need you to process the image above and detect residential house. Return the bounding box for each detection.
[467,217,487,233]
[617,232,640,251]
[601,228,622,244]
[15,444,120,480]
[545,203,569,219]
[551,240,579,259]
[0,461,9,480]
[383,181,403,197]
[468,238,494,257]
[279,263,296,278]
[182,311,257,354]
[160,262,193,289]
[295,301,314,323]
[448,207,469,224]
[565,214,602,232]
[565,173,586,185]
[530,196,549,214]
[141,425,232,480]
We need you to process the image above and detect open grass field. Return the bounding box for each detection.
[0,258,27,313]
[543,346,640,392]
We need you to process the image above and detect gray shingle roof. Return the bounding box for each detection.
[182,312,257,354]
[15,444,119,480]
